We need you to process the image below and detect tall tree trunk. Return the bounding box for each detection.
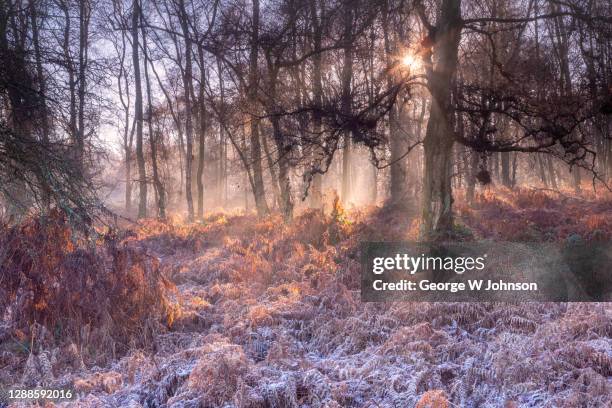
[547,156,558,189]
[537,154,548,187]
[388,107,408,204]
[265,51,293,221]
[132,0,147,218]
[371,164,378,204]
[277,154,293,221]
[340,0,354,204]
[141,15,165,218]
[76,0,90,170]
[492,151,499,182]
[500,152,511,187]
[511,152,518,187]
[551,2,580,193]
[272,116,294,221]
[178,0,195,220]
[382,0,408,206]
[308,0,323,208]
[196,45,206,219]
[116,25,134,213]
[341,142,352,203]
[60,1,77,162]
[413,98,426,197]
[466,150,478,204]
[420,0,462,239]
[262,133,281,209]
[216,56,228,206]
[248,0,269,216]
[30,0,51,209]
[30,1,48,143]
[572,167,581,193]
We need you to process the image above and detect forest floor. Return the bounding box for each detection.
[1,188,611,407]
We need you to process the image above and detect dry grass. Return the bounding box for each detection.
[185,341,248,406]
[0,210,175,370]
[457,187,612,241]
[1,189,610,406]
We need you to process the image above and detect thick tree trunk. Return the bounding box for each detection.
[30,2,48,143]
[272,119,294,220]
[30,1,52,209]
[422,103,455,237]
[250,111,268,216]
[262,134,281,209]
[277,150,294,221]
[178,0,195,221]
[248,0,270,216]
[420,0,462,239]
[132,0,147,219]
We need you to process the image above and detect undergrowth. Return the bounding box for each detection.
[0,210,175,370]
[0,189,610,406]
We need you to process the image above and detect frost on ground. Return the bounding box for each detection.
[1,189,611,407]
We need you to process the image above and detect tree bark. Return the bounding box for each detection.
[500,152,511,187]
[420,0,462,239]
[511,152,518,187]
[537,154,548,186]
[264,49,294,221]
[30,0,52,209]
[262,133,281,209]
[547,155,558,189]
[308,0,323,208]
[141,15,165,218]
[216,56,228,205]
[59,1,78,163]
[76,0,90,170]
[466,150,478,204]
[132,0,147,218]
[115,24,134,213]
[196,45,206,219]
[247,0,269,216]
[572,167,581,193]
[177,0,195,220]
[340,0,354,204]
[382,0,408,206]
